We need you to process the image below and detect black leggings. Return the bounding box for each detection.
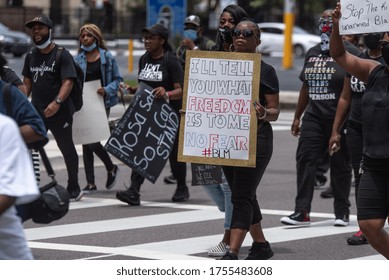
[223,121,273,231]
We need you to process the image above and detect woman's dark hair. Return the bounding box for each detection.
[210,4,250,51]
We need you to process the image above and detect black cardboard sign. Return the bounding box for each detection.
[104,82,179,183]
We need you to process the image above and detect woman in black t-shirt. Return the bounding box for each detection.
[220,20,280,260]
[116,24,186,206]
[330,3,389,260]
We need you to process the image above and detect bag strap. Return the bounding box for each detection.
[2,82,13,116]
[38,148,56,181]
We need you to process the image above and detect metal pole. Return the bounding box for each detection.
[283,0,295,69]
[128,39,133,73]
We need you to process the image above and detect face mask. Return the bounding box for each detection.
[382,44,389,65]
[363,33,381,50]
[81,42,97,52]
[35,30,52,49]
[183,30,198,41]
[319,17,333,52]
[219,28,233,44]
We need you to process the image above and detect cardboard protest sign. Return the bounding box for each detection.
[72,80,110,145]
[178,51,261,167]
[339,0,389,34]
[104,82,179,183]
[191,164,223,186]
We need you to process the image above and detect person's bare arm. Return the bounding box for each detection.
[330,2,379,83]
[291,83,309,137]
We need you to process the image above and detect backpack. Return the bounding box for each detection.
[55,46,84,111]
[28,46,84,111]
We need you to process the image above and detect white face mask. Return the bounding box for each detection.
[35,30,52,49]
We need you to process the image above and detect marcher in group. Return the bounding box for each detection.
[329,31,386,246]
[319,32,365,199]
[116,24,186,205]
[175,15,214,68]
[280,9,359,227]
[75,23,122,193]
[22,16,83,201]
[0,53,48,222]
[0,113,40,259]
[220,20,280,260]
[201,4,249,258]
[329,2,389,259]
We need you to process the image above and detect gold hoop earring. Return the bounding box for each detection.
[229,44,235,52]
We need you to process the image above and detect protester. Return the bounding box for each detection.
[22,16,83,201]
[75,23,122,193]
[116,24,186,205]
[175,15,214,68]
[330,31,386,245]
[0,113,40,259]
[329,2,389,259]
[200,4,249,258]
[280,9,359,227]
[220,20,280,260]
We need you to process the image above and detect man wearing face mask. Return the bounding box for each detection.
[175,15,214,69]
[22,16,83,201]
[329,31,387,245]
[280,9,360,227]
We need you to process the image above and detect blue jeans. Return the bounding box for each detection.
[202,172,232,229]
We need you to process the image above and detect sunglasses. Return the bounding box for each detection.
[380,40,389,48]
[232,28,256,38]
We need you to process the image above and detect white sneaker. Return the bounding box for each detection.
[207,241,229,257]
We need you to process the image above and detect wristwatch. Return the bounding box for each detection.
[55,97,63,105]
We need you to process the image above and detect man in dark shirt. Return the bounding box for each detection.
[22,16,83,201]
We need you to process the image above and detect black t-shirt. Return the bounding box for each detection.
[362,65,389,158]
[259,60,279,107]
[85,58,102,82]
[22,45,77,117]
[138,50,184,111]
[299,42,360,119]
[347,51,386,125]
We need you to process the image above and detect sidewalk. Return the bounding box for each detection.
[44,90,298,170]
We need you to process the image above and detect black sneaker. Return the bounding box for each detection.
[334,214,349,226]
[69,189,84,201]
[245,241,274,260]
[347,230,368,245]
[314,174,327,189]
[219,251,238,260]
[320,186,333,198]
[116,188,140,206]
[280,210,311,225]
[172,186,189,202]
[164,174,177,184]
[83,184,97,194]
[106,165,120,189]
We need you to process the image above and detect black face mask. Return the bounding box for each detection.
[363,33,381,50]
[219,28,233,44]
[382,44,389,65]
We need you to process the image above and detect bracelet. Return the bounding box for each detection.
[258,109,267,120]
[164,91,169,99]
[167,91,172,99]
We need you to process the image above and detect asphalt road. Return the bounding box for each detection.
[4,48,387,261]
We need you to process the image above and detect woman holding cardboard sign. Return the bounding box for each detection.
[116,24,187,205]
[219,20,280,260]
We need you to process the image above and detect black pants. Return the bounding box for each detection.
[45,115,80,192]
[83,142,114,185]
[223,121,273,231]
[295,113,351,216]
[346,120,363,200]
